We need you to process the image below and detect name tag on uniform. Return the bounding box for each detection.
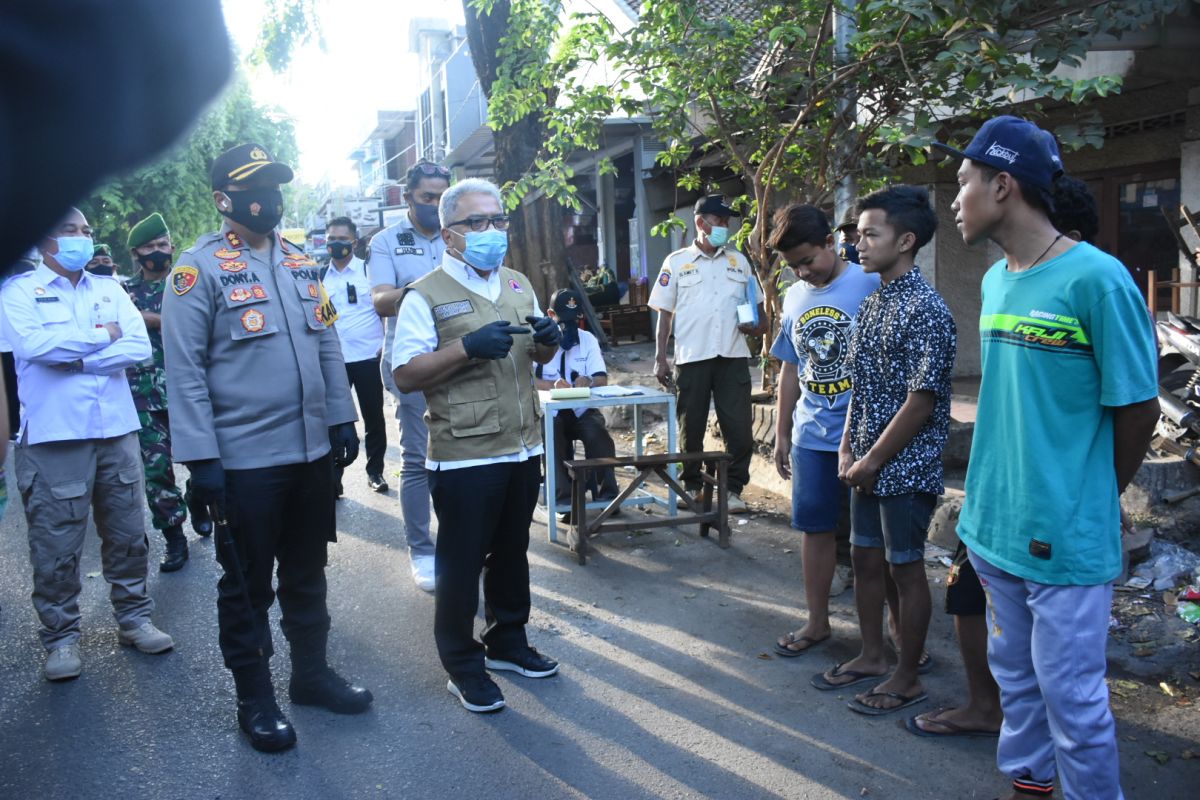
[394,247,424,257]
[35,296,60,303]
[432,300,473,321]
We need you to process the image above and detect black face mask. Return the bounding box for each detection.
[559,319,580,351]
[138,250,172,273]
[86,264,114,277]
[328,241,353,260]
[220,187,284,234]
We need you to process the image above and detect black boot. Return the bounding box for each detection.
[288,633,373,715]
[159,525,189,572]
[233,665,296,753]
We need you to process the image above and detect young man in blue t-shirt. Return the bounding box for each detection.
[819,186,957,716]
[937,116,1159,800]
[768,204,879,656]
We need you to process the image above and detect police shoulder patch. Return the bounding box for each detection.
[432,300,473,321]
[171,266,200,296]
[658,270,670,287]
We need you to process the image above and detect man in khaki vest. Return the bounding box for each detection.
[392,178,563,713]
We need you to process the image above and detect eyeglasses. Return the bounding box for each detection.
[412,162,451,178]
[446,215,510,232]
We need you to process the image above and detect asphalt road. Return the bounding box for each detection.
[0,440,1196,800]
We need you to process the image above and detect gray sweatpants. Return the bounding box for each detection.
[970,550,1122,800]
[15,432,154,649]
[382,358,434,558]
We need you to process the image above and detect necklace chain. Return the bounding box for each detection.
[1023,233,1063,271]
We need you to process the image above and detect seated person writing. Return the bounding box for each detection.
[536,289,619,520]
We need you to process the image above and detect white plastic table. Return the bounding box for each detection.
[539,385,678,544]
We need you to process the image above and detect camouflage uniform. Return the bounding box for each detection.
[125,273,187,531]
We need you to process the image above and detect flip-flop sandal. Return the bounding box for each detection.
[903,713,1000,739]
[774,632,830,657]
[847,689,928,716]
[810,662,889,691]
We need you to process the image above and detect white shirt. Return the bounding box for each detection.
[537,328,607,416]
[321,256,384,363]
[0,264,150,444]
[648,243,762,365]
[393,253,544,471]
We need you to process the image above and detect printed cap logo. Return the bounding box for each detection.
[249,147,269,161]
[985,142,1019,164]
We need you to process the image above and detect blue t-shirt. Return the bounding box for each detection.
[957,242,1157,586]
[770,262,879,451]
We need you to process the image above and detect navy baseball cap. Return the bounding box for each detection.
[933,116,1063,191]
[694,194,737,218]
[550,288,584,322]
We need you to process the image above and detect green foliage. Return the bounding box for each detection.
[79,76,298,272]
[474,0,1181,288]
[250,0,324,72]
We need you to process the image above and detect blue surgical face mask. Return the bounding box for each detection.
[706,225,730,247]
[460,229,508,272]
[51,236,95,272]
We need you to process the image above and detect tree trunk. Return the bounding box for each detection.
[463,0,569,306]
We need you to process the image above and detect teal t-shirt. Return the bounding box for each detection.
[957,242,1157,586]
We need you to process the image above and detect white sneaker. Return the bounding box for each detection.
[411,554,435,593]
[829,564,854,597]
[117,621,174,654]
[44,644,82,681]
[728,493,749,514]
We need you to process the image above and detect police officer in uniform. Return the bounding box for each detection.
[649,194,766,514]
[393,178,563,713]
[2,207,174,682]
[162,144,371,752]
[368,161,450,592]
[125,212,211,573]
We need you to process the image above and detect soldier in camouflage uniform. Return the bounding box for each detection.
[125,213,211,572]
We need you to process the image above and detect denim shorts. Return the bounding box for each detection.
[849,490,937,565]
[790,446,849,533]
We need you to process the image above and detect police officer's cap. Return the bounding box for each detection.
[694,194,736,218]
[834,208,858,232]
[210,143,295,190]
[550,288,584,322]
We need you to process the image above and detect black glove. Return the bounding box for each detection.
[329,422,359,468]
[461,319,529,360]
[188,459,226,519]
[526,314,562,348]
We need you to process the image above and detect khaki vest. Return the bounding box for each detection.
[408,266,543,462]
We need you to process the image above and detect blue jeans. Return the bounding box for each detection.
[849,490,935,565]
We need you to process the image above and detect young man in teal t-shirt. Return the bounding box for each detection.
[937,117,1159,800]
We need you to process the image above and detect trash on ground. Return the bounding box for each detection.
[1124,576,1153,590]
[1176,601,1200,624]
[1131,540,1200,591]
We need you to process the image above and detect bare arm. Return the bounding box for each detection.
[372,284,405,317]
[654,309,673,387]
[774,361,799,479]
[1114,397,1158,493]
[843,390,936,494]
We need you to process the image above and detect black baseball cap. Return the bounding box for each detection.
[694,194,737,218]
[834,208,858,232]
[932,116,1063,191]
[550,288,584,322]
[210,143,295,190]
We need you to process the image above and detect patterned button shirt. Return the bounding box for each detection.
[846,267,956,497]
[125,273,168,411]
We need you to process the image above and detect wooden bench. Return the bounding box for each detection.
[563,451,731,565]
[598,304,653,345]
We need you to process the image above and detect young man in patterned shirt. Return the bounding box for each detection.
[813,186,956,717]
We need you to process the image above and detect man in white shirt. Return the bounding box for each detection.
[392,178,563,714]
[368,161,450,592]
[322,216,387,495]
[0,208,174,682]
[649,194,767,514]
[534,289,618,518]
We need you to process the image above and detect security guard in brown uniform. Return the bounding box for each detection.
[162,144,371,752]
